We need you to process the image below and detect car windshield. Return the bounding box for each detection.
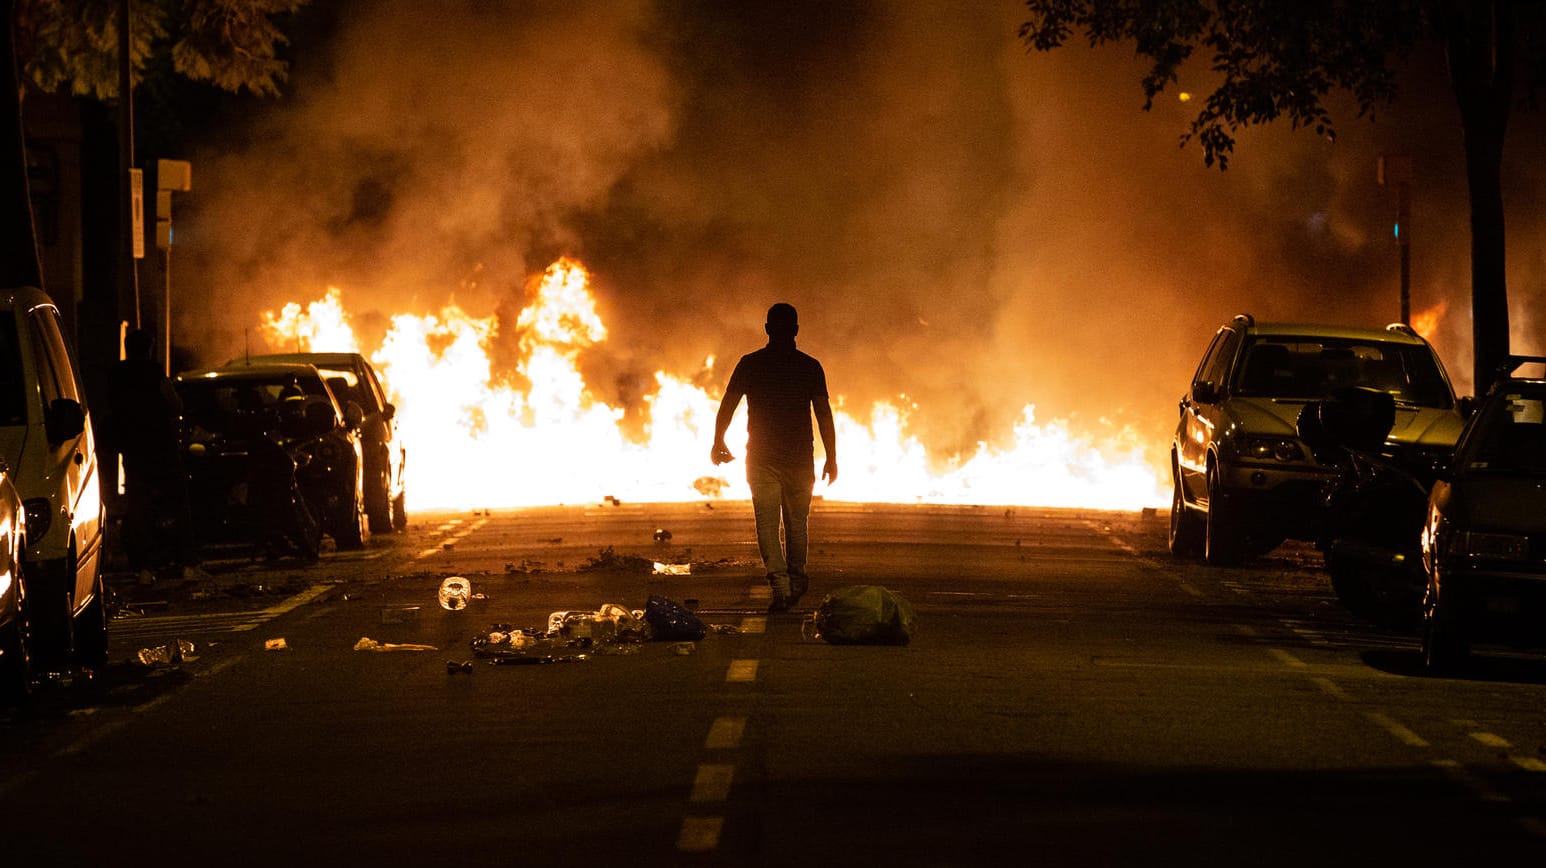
[0,311,26,426]
[1462,391,1546,474]
[1232,336,1453,407]
[177,374,332,436]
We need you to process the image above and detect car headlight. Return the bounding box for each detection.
[1238,436,1306,462]
[1458,531,1530,561]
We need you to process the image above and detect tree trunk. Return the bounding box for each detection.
[1445,0,1514,393]
[0,0,44,289]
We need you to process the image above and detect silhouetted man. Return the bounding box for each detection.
[712,303,838,611]
[109,329,198,579]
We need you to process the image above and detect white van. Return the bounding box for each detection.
[0,287,106,667]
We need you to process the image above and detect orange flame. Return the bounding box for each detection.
[259,258,1168,510]
[1409,300,1447,341]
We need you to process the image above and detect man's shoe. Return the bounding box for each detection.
[767,593,791,613]
[789,573,810,605]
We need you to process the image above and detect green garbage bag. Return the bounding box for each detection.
[811,585,915,645]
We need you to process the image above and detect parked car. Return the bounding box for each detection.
[175,363,368,552]
[0,464,31,699]
[233,352,405,533]
[1172,314,1464,565]
[1421,358,1546,672]
[0,286,106,670]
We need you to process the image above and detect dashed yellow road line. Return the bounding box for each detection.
[726,659,758,683]
[1266,648,1307,669]
[1366,711,1429,748]
[705,716,746,750]
[1471,732,1513,749]
[1432,759,1510,803]
[690,763,736,802]
[739,616,766,635]
[676,816,723,852]
[1310,676,1351,701]
[1510,756,1546,773]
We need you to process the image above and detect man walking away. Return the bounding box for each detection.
[711,303,838,611]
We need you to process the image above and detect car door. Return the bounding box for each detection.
[1177,326,1240,500]
[26,305,102,605]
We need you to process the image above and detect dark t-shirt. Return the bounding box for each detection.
[727,341,828,466]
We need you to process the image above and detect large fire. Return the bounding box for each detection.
[261,258,1168,511]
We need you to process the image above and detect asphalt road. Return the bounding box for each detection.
[5,501,1546,865]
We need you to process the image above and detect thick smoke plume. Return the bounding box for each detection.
[179,0,1546,476]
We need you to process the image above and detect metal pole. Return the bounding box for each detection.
[163,246,171,374]
[1398,183,1412,324]
[118,0,139,326]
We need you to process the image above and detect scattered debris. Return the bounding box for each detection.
[653,528,673,542]
[710,624,739,634]
[652,562,691,576]
[809,585,916,646]
[438,576,473,611]
[135,639,196,666]
[670,642,696,656]
[580,546,654,573]
[603,495,622,506]
[380,606,421,624]
[644,595,708,641]
[264,638,289,651]
[446,660,474,674]
[354,637,438,652]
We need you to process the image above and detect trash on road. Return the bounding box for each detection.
[491,654,589,666]
[669,642,696,656]
[652,562,691,576]
[135,639,197,666]
[438,576,473,611]
[653,528,673,542]
[380,605,421,624]
[809,585,916,646]
[446,660,474,674]
[644,595,708,641]
[354,636,438,652]
[264,637,289,651]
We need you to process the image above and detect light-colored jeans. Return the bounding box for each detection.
[747,461,815,593]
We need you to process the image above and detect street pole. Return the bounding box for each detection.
[118,0,140,327]
[1378,154,1414,324]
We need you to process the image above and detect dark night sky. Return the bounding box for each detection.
[174,0,1546,467]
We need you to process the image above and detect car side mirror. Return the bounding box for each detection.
[344,401,366,430]
[45,398,85,443]
[1191,382,1219,404]
[383,401,396,422]
[1457,395,1475,420]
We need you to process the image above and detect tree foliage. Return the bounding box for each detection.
[1020,0,1546,389]
[14,0,307,100]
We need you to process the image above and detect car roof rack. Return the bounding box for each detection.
[1232,313,1255,327]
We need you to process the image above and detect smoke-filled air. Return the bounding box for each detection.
[174,0,1546,510]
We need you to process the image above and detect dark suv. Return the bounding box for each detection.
[1172,315,1464,564]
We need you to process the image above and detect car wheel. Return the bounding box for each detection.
[391,491,408,533]
[72,567,109,669]
[1204,465,1244,566]
[0,565,34,705]
[365,473,392,535]
[1169,469,1204,558]
[333,489,369,550]
[1421,579,1470,674]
